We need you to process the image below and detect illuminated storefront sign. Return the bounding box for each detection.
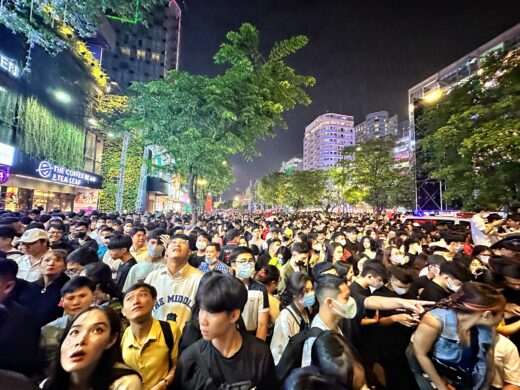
[0,52,20,78]
[0,143,15,166]
[0,165,9,184]
[36,160,100,187]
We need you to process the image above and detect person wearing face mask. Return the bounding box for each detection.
[271,272,313,364]
[278,242,309,292]
[419,261,473,302]
[230,247,270,341]
[97,226,114,260]
[71,221,98,252]
[302,274,432,368]
[373,266,419,390]
[198,243,230,274]
[409,254,447,299]
[189,232,211,268]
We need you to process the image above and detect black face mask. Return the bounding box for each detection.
[296,260,307,267]
[75,232,87,239]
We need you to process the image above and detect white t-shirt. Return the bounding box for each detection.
[144,262,203,331]
[493,334,520,388]
[471,215,492,246]
[270,306,309,364]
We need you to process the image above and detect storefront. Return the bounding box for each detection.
[0,144,102,212]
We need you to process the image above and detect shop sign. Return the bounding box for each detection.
[36,160,99,187]
[0,165,9,184]
[0,52,20,78]
[0,143,15,166]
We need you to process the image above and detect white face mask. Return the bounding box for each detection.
[331,297,357,319]
[479,255,490,264]
[196,241,207,251]
[391,280,409,296]
[446,278,461,292]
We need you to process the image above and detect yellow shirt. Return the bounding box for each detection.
[130,245,150,263]
[268,257,282,270]
[121,319,181,390]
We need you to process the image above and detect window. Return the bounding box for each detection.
[136,49,146,59]
[151,52,161,62]
[120,47,131,56]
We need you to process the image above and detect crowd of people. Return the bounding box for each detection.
[0,207,519,390]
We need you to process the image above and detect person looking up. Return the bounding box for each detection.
[279,242,309,292]
[40,277,96,376]
[230,246,270,340]
[41,306,142,389]
[144,234,203,330]
[172,274,276,389]
[121,283,181,390]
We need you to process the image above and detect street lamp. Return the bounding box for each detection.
[423,89,443,104]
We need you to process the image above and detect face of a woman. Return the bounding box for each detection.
[333,246,344,261]
[60,309,116,374]
[363,238,371,249]
[41,253,66,277]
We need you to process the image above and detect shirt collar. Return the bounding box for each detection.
[126,319,161,349]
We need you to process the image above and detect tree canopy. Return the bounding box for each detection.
[111,23,315,220]
[418,49,520,210]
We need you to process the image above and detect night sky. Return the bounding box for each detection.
[181,0,520,198]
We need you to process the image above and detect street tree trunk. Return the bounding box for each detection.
[187,170,198,224]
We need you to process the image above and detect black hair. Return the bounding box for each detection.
[26,222,45,230]
[0,224,16,239]
[291,242,309,255]
[107,235,132,250]
[276,246,292,264]
[315,275,346,305]
[196,274,248,314]
[66,247,99,266]
[48,223,66,232]
[440,261,472,282]
[171,233,190,242]
[0,258,18,282]
[60,276,96,296]
[75,220,89,229]
[256,265,280,287]
[388,265,413,284]
[283,367,345,390]
[84,263,122,300]
[279,272,310,309]
[228,246,254,264]
[124,282,158,300]
[312,261,337,280]
[44,306,138,390]
[360,260,387,280]
[129,227,146,237]
[501,264,520,279]
[333,261,352,281]
[197,232,211,242]
[311,330,360,388]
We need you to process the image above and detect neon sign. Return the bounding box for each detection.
[0,52,20,78]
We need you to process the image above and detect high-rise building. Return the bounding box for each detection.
[408,22,520,211]
[303,113,355,170]
[102,1,182,89]
[354,111,398,143]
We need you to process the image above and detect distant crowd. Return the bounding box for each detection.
[0,207,519,390]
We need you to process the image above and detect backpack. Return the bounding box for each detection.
[275,327,323,382]
[286,304,310,333]
[158,320,174,371]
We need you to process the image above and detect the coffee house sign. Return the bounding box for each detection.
[37,161,99,187]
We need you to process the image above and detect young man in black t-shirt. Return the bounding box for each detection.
[172,274,276,390]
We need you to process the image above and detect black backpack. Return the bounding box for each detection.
[159,320,174,371]
[275,326,323,382]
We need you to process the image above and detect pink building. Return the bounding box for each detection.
[303,113,355,170]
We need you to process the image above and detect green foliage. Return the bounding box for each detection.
[16,96,85,168]
[0,88,18,144]
[99,135,144,212]
[112,23,314,220]
[0,0,164,54]
[332,139,413,212]
[256,170,327,209]
[418,49,520,209]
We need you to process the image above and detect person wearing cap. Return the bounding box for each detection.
[282,228,294,247]
[15,228,50,282]
[0,225,24,261]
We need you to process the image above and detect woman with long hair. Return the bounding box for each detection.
[407,282,506,390]
[42,306,141,389]
[270,272,314,364]
[256,265,282,332]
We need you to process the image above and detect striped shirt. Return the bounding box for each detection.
[198,260,230,274]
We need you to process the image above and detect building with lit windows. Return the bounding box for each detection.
[303,113,355,170]
[408,22,520,211]
[355,111,398,143]
[102,1,182,88]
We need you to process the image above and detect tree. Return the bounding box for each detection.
[418,49,520,210]
[0,0,163,55]
[115,23,315,221]
[256,172,287,207]
[333,139,411,213]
